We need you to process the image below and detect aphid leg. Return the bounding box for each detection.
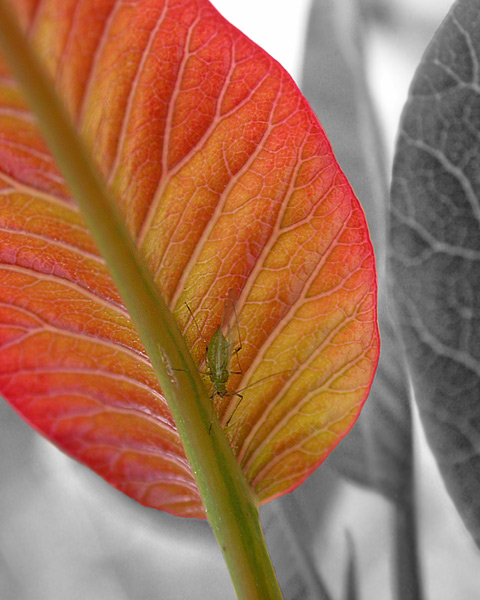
[225,392,243,427]
[230,345,243,375]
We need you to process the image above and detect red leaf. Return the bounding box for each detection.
[0,0,379,518]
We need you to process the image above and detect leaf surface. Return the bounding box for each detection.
[0,0,379,517]
[390,0,480,544]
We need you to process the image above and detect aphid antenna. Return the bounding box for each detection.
[234,369,291,395]
[184,302,207,344]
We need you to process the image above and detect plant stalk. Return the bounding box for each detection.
[393,425,423,600]
[394,491,423,600]
[0,2,283,598]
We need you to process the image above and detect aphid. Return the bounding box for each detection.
[185,297,291,431]
[185,297,243,401]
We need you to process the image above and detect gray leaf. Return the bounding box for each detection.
[302,0,413,504]
[390,0,480,546]
[262,494,334,600]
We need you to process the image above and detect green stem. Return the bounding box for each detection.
[0,3,283,598]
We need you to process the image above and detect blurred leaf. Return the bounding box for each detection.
[302,0,388,259]
[0,0,378,517]
[302,0,412,504]
[262,498,333,600]
[390,0,480,546]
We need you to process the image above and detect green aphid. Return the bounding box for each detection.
[186,299,289,425]
[186,298,243,401]
[205,328,238,398]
